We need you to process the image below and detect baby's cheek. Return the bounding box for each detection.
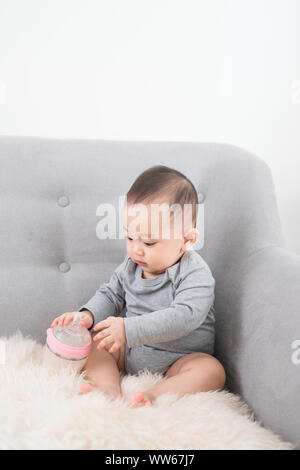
[152,252,161,263]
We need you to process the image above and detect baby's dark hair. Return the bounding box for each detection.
[126,165,198,228]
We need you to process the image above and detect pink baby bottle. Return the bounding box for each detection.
[45,312,92,373]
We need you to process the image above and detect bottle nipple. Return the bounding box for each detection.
[72,312,82,327]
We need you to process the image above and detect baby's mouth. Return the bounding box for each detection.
[134,259,147,266]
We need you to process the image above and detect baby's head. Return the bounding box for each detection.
[123,165,199,278]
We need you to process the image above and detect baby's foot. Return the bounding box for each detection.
[128,391,154,408]
[78,383,94,395]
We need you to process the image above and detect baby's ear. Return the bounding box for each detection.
[192,227,200,243]
[183,228,199,251]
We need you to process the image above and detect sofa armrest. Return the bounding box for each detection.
[224,246,300,447]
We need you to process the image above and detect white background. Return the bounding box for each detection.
[0,0,299,253]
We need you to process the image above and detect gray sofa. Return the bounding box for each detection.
[1,136,299,447]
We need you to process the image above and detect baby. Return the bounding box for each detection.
[51,165,226,408]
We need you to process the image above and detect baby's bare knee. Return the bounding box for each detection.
[89,334,120,364]
[86,332,125,373]
[212,359,226,389]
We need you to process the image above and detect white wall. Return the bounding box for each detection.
[1,0,299,253]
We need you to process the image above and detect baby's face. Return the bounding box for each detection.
[124,201,199,278]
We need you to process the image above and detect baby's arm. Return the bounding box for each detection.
[78,256,128,328]
[124,265,215,348]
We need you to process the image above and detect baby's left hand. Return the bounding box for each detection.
[93,317,126,354]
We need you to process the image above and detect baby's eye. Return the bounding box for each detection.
[127,237,156,247]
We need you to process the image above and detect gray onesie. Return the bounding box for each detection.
[78,250,216,376]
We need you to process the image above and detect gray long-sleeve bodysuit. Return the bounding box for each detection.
[78,250,216,376]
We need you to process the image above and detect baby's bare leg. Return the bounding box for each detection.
[80,332,126,400]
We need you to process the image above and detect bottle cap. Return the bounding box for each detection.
[46,313,92,359]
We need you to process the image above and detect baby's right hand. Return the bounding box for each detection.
[50,310,94,329]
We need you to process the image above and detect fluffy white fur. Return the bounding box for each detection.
[0,332,295,450]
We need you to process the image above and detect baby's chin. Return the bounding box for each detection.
[142,266,167,278]
[147,258,182,274]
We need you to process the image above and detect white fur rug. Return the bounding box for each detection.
[0,332,295,450]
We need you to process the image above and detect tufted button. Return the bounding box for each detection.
[57,195,70,207]
[58,262,71,273]
[198,192,205,203]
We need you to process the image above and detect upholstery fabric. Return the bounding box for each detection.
[1,136,299,447]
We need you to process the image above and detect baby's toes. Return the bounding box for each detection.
[78,383,94,395]
[129,392,152,408]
